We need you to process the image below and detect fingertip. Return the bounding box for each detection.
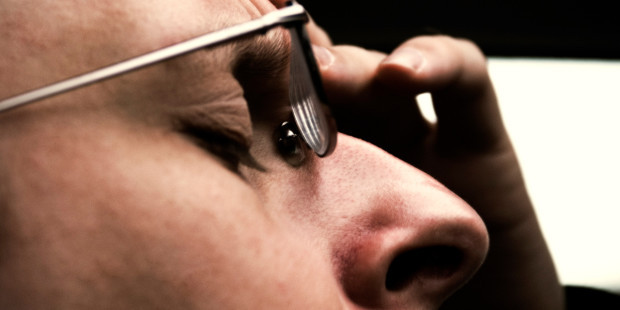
[376,47,429,93]
[312,45,335,71]
[380,47,426,74]
[375,47,427,94]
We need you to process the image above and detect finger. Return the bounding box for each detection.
[375,36,507,151]
[312,44,430,155]
[376,36,490,97]
[305,15,333,46]
[312,44,385,103]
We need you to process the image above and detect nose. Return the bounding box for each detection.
[318,134,489,309]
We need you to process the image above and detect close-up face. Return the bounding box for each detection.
[0,0,489,309]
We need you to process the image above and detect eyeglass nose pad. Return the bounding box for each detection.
[317,104,337,157]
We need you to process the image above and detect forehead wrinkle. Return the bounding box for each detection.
[206,0,278,33]
[243,0,279,17]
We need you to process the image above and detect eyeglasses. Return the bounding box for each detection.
[0,1,336,157]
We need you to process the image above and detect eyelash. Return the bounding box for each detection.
[181,125,256,173]
[182,119,309,173]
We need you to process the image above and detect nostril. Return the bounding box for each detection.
[385,246,464,291]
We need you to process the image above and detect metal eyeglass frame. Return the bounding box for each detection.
[0,1,336,157]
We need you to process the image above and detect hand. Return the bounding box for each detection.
[309,25,564,309]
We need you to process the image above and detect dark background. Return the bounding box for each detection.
[299,0,619,59]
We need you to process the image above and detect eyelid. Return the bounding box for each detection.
[170,99,261,174]
[180,124,264,173]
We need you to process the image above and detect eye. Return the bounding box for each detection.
[274,121,307,167]
[179,124,261,174]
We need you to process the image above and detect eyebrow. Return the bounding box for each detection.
[233,29,291,80]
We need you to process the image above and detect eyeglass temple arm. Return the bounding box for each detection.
[0,3,308,113]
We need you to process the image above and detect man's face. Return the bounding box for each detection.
[0,0,488,309]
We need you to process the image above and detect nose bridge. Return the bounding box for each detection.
[315,134,489,308]
[317,134,453,214]
[317,133,487,247]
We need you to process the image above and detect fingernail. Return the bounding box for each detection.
[312,45,335,70]
[382,47,425,72]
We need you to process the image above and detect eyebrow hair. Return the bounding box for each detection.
[232,29,290,80]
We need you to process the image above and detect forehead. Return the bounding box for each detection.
[0,0,290,103]
[1,0,282,59]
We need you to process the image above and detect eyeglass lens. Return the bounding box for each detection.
[288,25,337,157]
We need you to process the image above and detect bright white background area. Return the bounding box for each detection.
[420,58,620,292]
[490,58,620,292]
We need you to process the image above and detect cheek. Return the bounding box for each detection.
[1,122,344,308]
[101,142,344,308]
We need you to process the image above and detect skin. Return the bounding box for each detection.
[312,36,564,309]
[0,0,561,309]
